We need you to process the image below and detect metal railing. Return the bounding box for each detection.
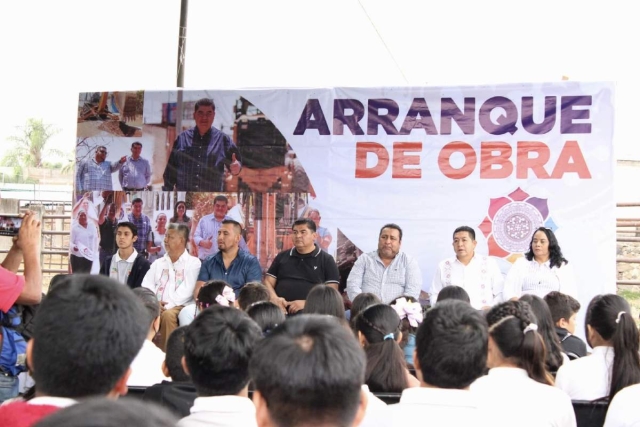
[617,202,640,286]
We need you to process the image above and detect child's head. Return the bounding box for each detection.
[437,286,470,305]
[543,291,580,334]
[197,280,236,312]
[390,296,424,348]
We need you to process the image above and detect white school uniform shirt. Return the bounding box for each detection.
[109,249,138,285]
[127,340,170,387]
[503,257,577,300]
[471,367,576,427]
[555,346,614,400]
[177,395,257,427]
[362,387,489,427]
[604,383,640,427]
[141,250,201,308]
[431,254,504,309]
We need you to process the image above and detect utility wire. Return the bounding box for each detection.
[357,0,410,84]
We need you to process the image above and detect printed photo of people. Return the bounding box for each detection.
[77,91,144,137]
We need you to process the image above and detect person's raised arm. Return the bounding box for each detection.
[14,211,42,305]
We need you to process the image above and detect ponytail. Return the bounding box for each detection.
[520,328,554,386]
[356,304,409,393]
[487,301,553,386]
[610,311,640,399]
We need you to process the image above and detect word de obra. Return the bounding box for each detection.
[294,96,595,180]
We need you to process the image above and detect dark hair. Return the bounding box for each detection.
[486,300,553,386]
[525,227,568,269]
[184,305,261,397]
[131,141,143,148]
[379,223,402,241]
[194,98,216,112]
[304,285,345,320]
[417,300,488,389]
[355,304,407,393]
[221,218,242,234]
[585,294,640,400]
[170,201,191,223]
[544,291,581,324]
[48,274,68,293]
[116,221,138,237]
[164,326,189,382]
[249,315,366,427]
[293,218,316,233]
[213,194,228,205]
[131,198,143,206]
[349,293,381,330]
[519,294,565,373]
[246,302,285,335]
[238,282,270,311]
[31,274,147,398]
[167,223,189,243]
[33,397,178,427]
[132,287,160,330]
[196,280,230,311]
[453,225,475,241]
[437,286,471,304]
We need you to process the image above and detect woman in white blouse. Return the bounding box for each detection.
[147,213,167,263]
[555,294,640,401]
[471,300,576,427]
[504,227,577,300]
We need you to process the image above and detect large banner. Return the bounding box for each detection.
[73,83,615,312]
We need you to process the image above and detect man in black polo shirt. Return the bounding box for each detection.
[265,218,339,315]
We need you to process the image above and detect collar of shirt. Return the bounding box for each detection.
[190,395,256,415]
[27,396,77,408]
[453,252,480,266]
[290,244,321,258]
[113,249,139,263]
[163,249,191,265]
[374,250,401,266]
[400,387,477,408]
[486,366,529,379]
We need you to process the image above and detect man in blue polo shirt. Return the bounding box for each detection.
[264,218,340,315]
[179,219,261,325]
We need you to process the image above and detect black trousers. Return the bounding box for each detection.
[70,254,93,273]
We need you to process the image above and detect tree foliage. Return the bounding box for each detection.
[1,118,62,168]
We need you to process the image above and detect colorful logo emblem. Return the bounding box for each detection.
[478,187,557,262]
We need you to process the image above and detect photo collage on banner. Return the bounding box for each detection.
[72,91,335,276]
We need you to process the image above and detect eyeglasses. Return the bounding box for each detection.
[97,150,107,154]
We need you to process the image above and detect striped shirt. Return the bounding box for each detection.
[346,250,422,304]
[76,158,122,192]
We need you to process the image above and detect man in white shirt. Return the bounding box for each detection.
[128,287,171,387]
[431,226,504,309]
[177,306,262,427]
[142,223,201,351]
[346,223,422,304]
[378,300,489,426]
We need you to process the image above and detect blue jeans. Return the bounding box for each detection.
[0,373,19,403]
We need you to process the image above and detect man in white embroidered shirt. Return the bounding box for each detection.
[431,226,504,310]
[346,223,422,304]
[142,223,201,351]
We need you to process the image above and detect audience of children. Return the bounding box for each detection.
[6,267,640,427]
